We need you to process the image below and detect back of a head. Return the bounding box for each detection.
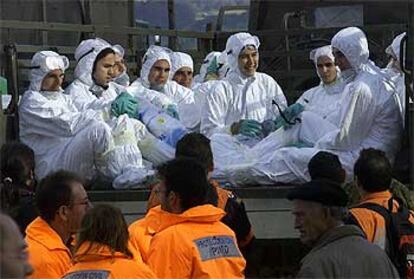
[36,170,83,222]
[354,148,392,192]
[1,142,35,185]
[76,204,131,257]
[175,132,213,172]
[308,151,345,184]
[157,157,211,211]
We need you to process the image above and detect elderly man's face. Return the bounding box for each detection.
[0,216,33,278]
[238,46,258,77]
[148,59,170,89]
[41,69,64,92]
[316,56,337,84]
[332,47,352,72]
[292,200,329,246]
[173,67,193,88]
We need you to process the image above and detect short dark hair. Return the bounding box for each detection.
[35,170,84,222]
[92,47,115,75]
[76,204,132,258]
[157,158,211,211]
[175,132,213,171]
[354,148,392,192]
[308,151,345,184]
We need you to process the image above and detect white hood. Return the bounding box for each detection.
[170,51,194,78]
[29,51,69,92]
[224,32,260,76]
[74,38,113,87]
[139,45,172,88]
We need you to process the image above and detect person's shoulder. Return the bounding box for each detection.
[65,79,89,93]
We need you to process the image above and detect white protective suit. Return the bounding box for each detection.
[212,27,403,185]
[193,51,229,84]
[200,32,287,138]
[170,51,194,81]
[112,44,131,87]
[19,51,152,188]
[382,32,407,124]
[65,38,174,169]
[128,45,198,129]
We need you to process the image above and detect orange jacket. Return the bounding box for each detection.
[25,217,72,279]
[147,204,246,278]
[62,241,156,279]
[146,180,254,247]
[350,190,414,249]
[129,206,167,262]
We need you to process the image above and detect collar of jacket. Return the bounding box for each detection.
[73,241,130,263]
[155,204,226,233]
[26,217,71,252]
[227,69,257,85]
[305,225,365,259]
[359,190,392,204]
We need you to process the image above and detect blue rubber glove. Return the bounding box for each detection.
[111,92,139,118]
[232,119,263,138]
[164,104,180,120]
[283,103,305,120]
[261,119,277,137]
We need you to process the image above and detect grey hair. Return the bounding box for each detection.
[323,206,349,221]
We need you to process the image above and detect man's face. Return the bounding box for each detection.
[148,59,170,88]
[0,217,33,278]
[238,46,259,77]
[67,182,91,234]
[316,56,337,84]
[332,47,352,71]
[156,180,181,213]
[93,53,115,87]
[111,53,127,79]
[292,200,329,246]
[173,66,193,88]
[41,69,64,91]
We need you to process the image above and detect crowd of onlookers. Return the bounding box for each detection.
[1,134,412,278]
[0,24,412,278]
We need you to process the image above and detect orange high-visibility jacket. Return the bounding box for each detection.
[147,204,246,278]
[350,190,414,249]
[129,206,166,263]
[62,241,156,279]
[146,180,254,248]
[25,217,72,279]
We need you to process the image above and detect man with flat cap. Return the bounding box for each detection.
[288,179,398,278]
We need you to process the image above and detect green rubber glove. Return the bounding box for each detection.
[165,104,180,120]
[231,119,263,138]
[111,92,139,118]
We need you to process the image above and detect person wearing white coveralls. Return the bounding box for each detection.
[213,27,403,185]
[170,51,194,89]
[65,38,174,167]
[19,51,150,188]
[236,45,347,162]
[128,45,199,130]
[200,32,287,139]
[382,32,407,125]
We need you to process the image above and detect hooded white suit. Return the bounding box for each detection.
[65,38,174,174]
[128,45,198,129]
[212,27,403,185]
[19,51,152,187]
[200,32,287,138]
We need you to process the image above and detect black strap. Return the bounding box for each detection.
[352,199,397,259]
